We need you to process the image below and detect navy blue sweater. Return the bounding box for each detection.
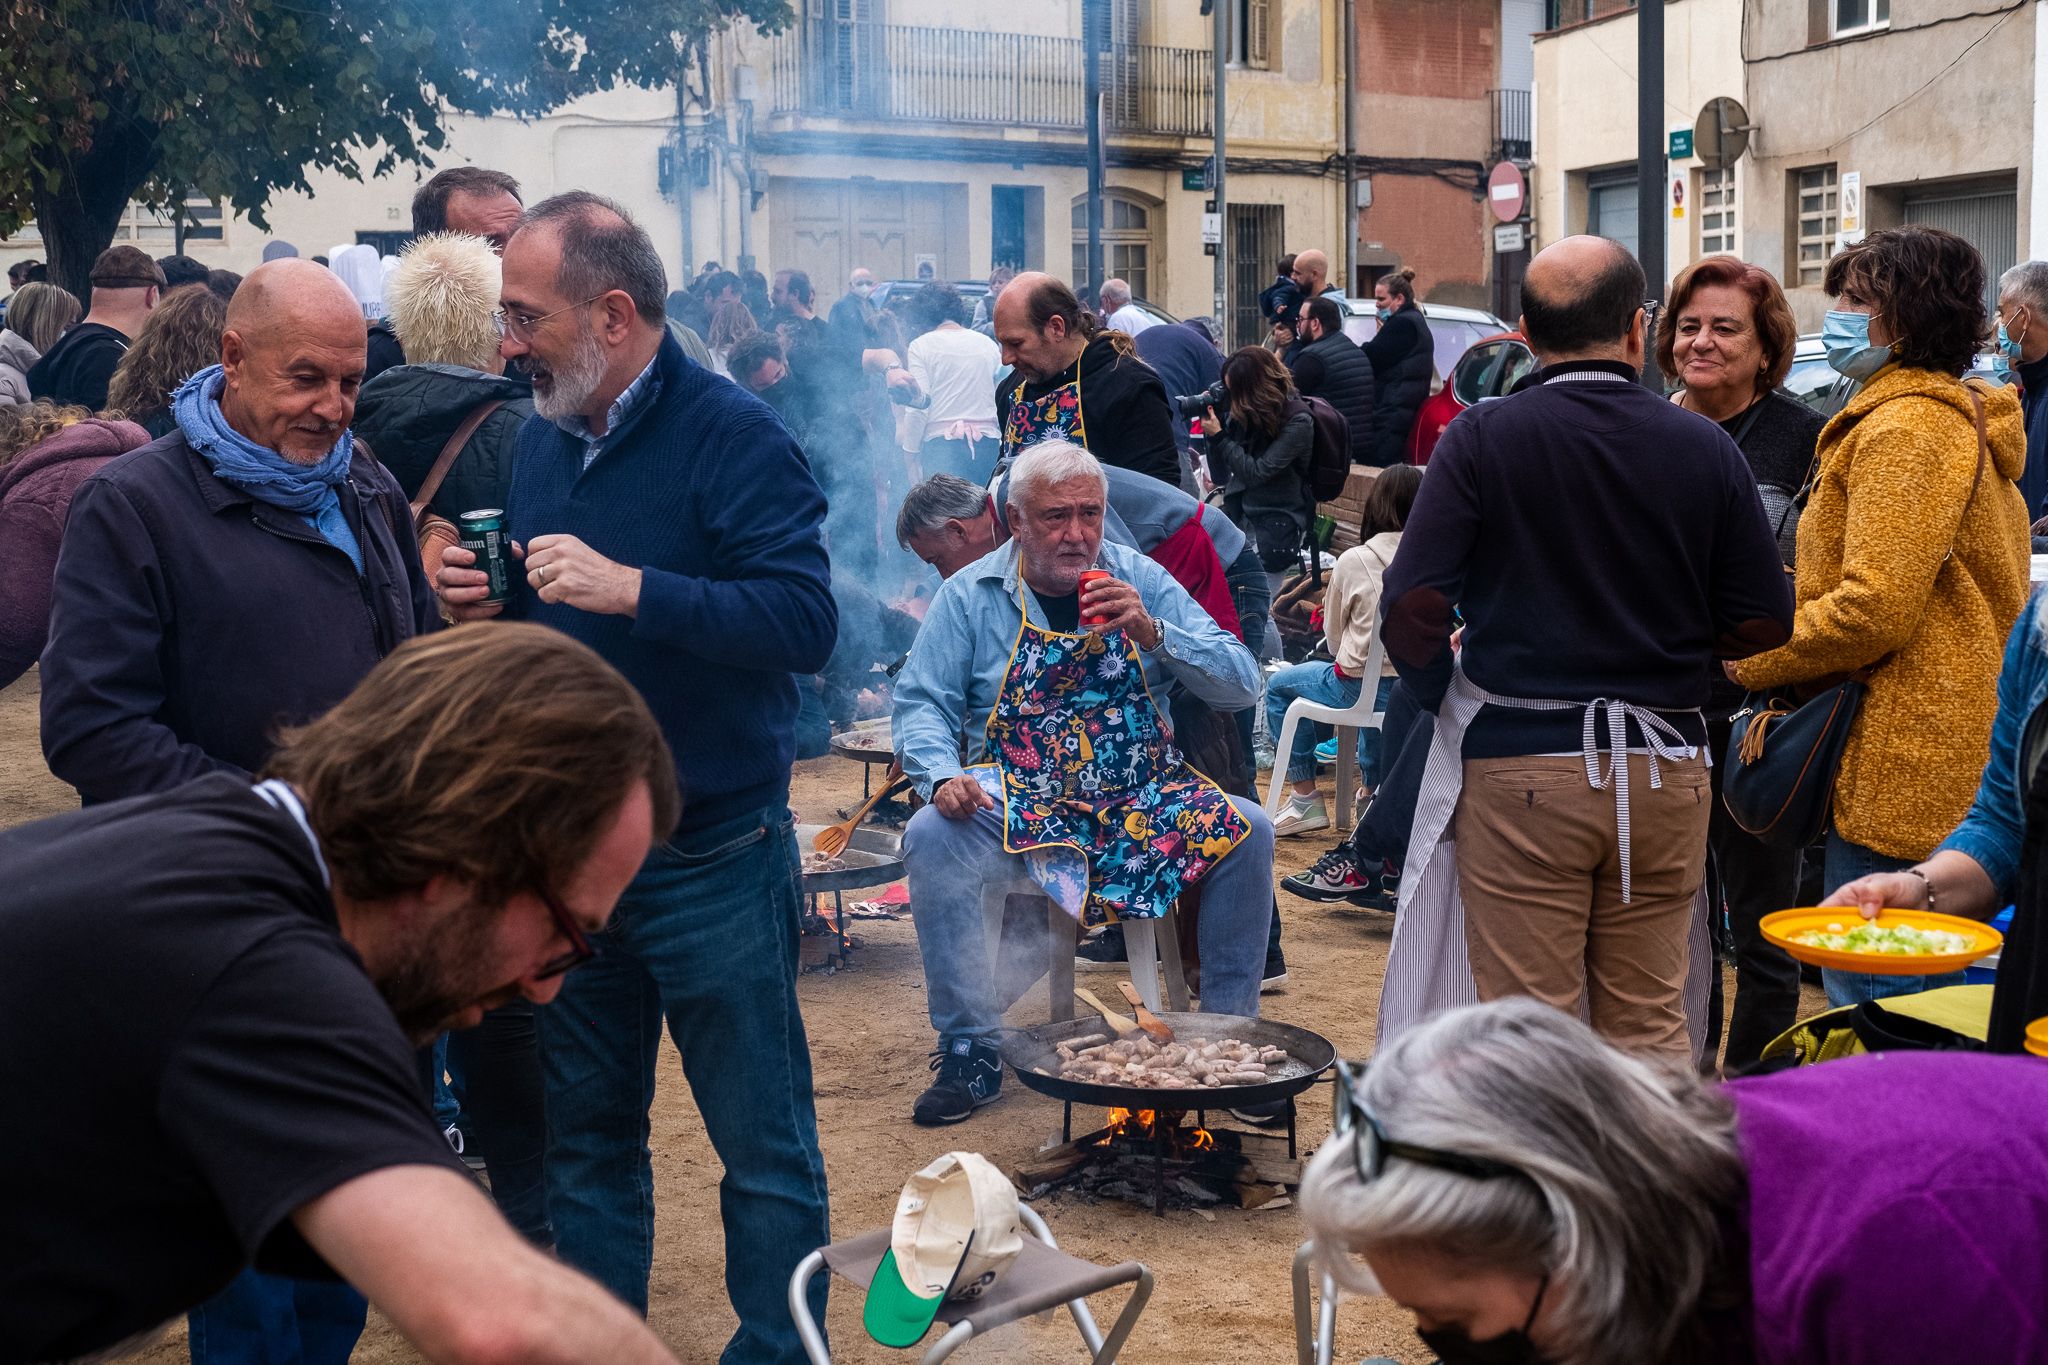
[505,333,836,833]
[1382,360,1793,757]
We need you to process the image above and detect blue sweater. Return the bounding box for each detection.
[505,333,836,833]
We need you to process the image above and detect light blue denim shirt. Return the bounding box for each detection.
[1938,588,2048,900]
[892,537,1260,799]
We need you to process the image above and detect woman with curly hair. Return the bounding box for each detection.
[105,285,227,436]
[1729,225,2031,1008]
[0,401,149,684]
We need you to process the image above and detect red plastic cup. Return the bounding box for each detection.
[1078,569,1113,626]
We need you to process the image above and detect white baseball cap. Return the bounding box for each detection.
[862,1151,1023,1347]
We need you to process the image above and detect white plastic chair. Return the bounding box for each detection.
[980,877,1191,1020]
[1264,629,1389,832]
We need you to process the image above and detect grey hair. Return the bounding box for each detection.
[1299,1000,1743,1365]
[1999,260,2048,316]
[896,473,990,548]
[517,192,667,326]
[1006,439,1106,513]
[1100,277,1132,310]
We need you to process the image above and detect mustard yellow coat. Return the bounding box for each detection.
[1730,365,2031,860]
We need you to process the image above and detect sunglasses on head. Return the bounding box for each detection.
[1332,1060,1526,1184]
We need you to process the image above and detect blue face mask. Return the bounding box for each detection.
[1376,306,1392,322]
[1822,309,1892,381]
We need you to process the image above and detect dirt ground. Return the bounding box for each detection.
[0,668,1556,1363]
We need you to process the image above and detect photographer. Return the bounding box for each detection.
[1202,347,1315,592]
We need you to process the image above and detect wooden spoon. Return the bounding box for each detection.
[810,774,912,856]
[1116,980,1175,1043]
[1073,987,1141,1039]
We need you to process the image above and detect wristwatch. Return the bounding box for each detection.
[1136,612,1164,652]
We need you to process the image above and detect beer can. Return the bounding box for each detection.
[458,509,512,604]
[1077,568,1113,626]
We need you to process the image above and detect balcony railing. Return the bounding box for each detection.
[1492,87,1532,162]
[767,21,1212,138]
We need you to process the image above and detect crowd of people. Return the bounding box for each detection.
[1,159,2045,1365]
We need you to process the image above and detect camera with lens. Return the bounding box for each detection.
[1173,379,1228,422]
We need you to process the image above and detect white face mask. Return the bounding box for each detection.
[852,280,875,298]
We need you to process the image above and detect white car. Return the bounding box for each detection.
[1336,298,1511,394]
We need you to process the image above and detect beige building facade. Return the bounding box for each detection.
[1530,0,1746,288]
[3,1,1344,347]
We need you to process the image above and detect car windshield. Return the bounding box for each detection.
[1430,321,1499,383]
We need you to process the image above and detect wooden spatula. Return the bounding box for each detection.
[810,774,911,856]
[1073,987,1141,1039]
[1116,980,1175,1043]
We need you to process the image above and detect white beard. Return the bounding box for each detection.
[531,323,608,421]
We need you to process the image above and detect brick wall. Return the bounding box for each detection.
[1358,174,1488,300]
[1357,0,1500,100]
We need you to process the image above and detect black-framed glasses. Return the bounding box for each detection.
[535,886,596,980]
[1332,1060,1525,1183]
[492,293,609,342]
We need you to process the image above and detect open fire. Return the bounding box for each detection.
[1015,1106,1299,1216]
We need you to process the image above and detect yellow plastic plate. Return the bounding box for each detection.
[2026,1016,2048,1060]
[1759,907,2003,976]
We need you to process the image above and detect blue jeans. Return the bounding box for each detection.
[1822,828,1967,1007]
[187,1270,365,1365]
[1265,666,1395,787]
[539,808,830,1364]
[902,796,1276,1036]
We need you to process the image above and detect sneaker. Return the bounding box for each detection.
[1075,924,1127,972]
[1313,737,1338,764]
[1229,1096,1295,1127]
[443,1123,487,1175]
[1272,796,1330,837]
[913,1036,1004,1126]
[1283,844,1380,906]
[1262,945,1288,992]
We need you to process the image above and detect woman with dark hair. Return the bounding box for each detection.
[1263,464,1423,836]
[895,281,1000,483]
[1202,346,1315,595]
[1359,267,1433,466]
[1659,255,1825,1065]
[1730,225,2031,1009]
[105,286,228,436]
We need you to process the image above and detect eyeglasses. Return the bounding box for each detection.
[1332,1060,1526,1184]
[492,293,609,342]
[534,886,597,980]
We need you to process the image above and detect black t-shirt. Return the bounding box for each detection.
[0,774,464,1362]
[1033,587,1081,634]
[25,321,128,409]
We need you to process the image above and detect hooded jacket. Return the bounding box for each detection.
[1732,367,2032,859]
[351,363,536,520]
[0,328,39,406]
[1360,303,1433,466]
[0,418,150,685]
[996,331,1182,486]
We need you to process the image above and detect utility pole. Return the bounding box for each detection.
[676,57,693,289]
[1084,0,1106,303]
[1212,0,1227,336]
[1636,0,1666,390]
[1342,0,1357,296]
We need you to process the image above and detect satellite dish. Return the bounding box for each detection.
[1694,97,1752,170]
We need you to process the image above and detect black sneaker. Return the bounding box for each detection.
[1262,944,1288,993]
[912,1036,1004,1126]
[1282,845,1396,910]
[1075,923,1127,972]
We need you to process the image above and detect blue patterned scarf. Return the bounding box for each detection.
[173,365,362,572]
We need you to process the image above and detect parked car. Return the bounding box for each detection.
[1408,330,1537,464]
[1337,299,1509,388]
[868,278,992,316]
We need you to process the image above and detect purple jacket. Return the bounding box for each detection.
[0,419,150,686]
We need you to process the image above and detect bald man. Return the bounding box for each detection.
[1376,234,1792,1062]
[1289,248,1331,300]
[42,255,439,810]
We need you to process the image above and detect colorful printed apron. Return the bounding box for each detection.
[963,585,1247,922]
[999,368,1085,465]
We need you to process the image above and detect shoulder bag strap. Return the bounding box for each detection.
[409,398,505,526]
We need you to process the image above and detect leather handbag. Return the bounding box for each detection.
[409,398,504,577]
[1721,382,1990,849]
